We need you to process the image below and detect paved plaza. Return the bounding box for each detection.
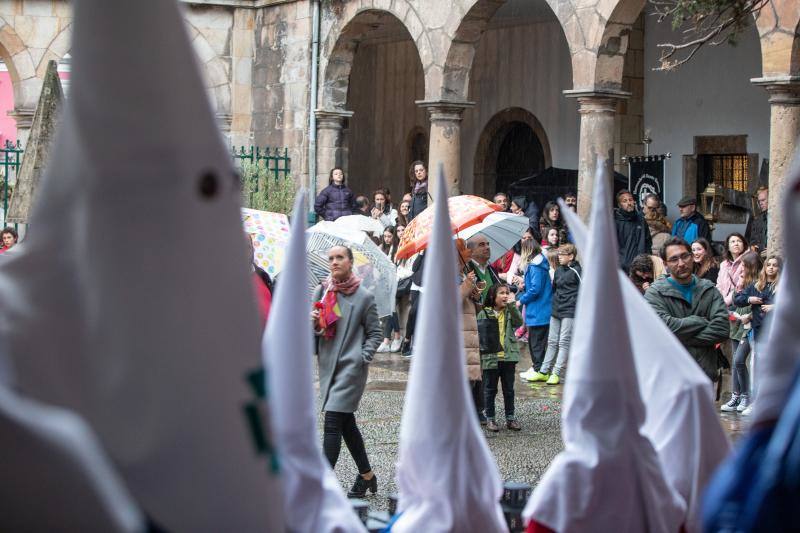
[319,351,747,512]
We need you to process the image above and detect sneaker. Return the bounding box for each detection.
[736,395,751,413]
[486,419,500,432]
[741,404,754,416]
[377,341,391,353]
[546,374,560,385]
[389,338,402,352]
[519,367,536,381]
[506,419,521,431]
[526,371,549,383]
[720,393,740,412]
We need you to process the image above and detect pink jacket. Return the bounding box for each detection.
[716,256,744,306]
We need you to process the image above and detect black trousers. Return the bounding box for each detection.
[483,362,517,419]
[404,290,421,341]
[527,325,549,371]
[323,411,371,475]
[470,379,485,422]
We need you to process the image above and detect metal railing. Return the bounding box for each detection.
[231,146,291,181]
[1,140,23,230]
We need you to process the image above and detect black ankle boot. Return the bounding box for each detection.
[347,473,378,498]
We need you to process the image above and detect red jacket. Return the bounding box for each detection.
[252,272,272,328]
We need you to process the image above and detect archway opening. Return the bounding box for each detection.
[495,122,545,195]
[328,10,426,202]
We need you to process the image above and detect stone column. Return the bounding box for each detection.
[9,108,35,147]
[416,100,474,201]
[314,109,353,194]
[564,90,629,221]
[751,77,800,256]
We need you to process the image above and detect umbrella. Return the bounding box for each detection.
[333,214,385,238]
[396,195,502,260]
[307,221,397,318]
[457,212,530,264]
[242,207,290,277]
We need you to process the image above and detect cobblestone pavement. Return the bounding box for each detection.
[317,352,748,512]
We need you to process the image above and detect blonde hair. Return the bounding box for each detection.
[755,255,782,292]
[518,239,542,268]
[558,243,577,257]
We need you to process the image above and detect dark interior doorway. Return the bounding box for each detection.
[494,122,545,195]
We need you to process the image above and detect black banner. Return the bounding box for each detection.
[627,155,667,209]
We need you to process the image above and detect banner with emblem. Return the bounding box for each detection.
[627,155,668,209]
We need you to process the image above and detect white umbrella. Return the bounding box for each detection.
[307,221,397,318]
[330,214,385,238]
[458,212,530,263]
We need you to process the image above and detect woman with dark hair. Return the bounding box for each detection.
[0,227,18,253]
[538,201,568,247]
[716,232,749,308]
[396,200,411,227]
[313,167,356,221]
[691,238,719,284]
[379,226,399,261]
[407,161,428,222]
[370,188,398,227]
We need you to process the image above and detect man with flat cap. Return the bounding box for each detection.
[671,196,712,244]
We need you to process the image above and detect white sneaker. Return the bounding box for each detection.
[519,367,536,381]
[720,393,740,412]
[740,404,754,416]
[390,338,402,352]
[377,341,391,353]
[736,395,751,413]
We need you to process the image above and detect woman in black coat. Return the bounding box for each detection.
[407,161,429,222]
[314,167,356,221]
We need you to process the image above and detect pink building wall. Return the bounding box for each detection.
[0,67,70,146]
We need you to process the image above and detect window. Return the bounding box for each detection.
[698,154,749,193]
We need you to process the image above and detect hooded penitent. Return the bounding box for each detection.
[560,199,729,533]
[393,167,507,533]
[264,192,366,533]
[0,0,283,529]
[523,161,686,533]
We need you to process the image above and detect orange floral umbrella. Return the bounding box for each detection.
[396,195,503,260]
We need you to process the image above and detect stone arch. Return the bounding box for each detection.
[473,107,552,198]
[441,0,573,101]
[754,0,800,77]
[186,20,232,127]
[0,16,31,109]
[319,3,428,111]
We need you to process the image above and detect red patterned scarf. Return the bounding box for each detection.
[316,273,361,339]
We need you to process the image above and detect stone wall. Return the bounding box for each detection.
[252,1,311,185]
[614,13,644,176]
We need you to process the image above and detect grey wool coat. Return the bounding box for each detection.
[314,284,383,413]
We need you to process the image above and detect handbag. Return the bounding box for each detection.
[477,315,503,355]
[396,276,412,297]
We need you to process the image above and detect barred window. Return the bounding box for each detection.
[698,154,750,193]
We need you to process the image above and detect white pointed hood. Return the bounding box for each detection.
[0,0,283,529]
[393,168,507,532]
[753,150,800,425]
[523,161,686,533]
[559,198,729,533]
[264,191,366,533]
[0,386,143,532]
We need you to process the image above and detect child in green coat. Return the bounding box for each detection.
[477,283,524,432]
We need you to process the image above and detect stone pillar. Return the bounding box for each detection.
[9,108,35,147]
[416,100,475,201]
[564,90,629,221]
[751,77,800,256]
[314,109,353,194]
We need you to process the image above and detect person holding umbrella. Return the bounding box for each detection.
[311,245,383,498]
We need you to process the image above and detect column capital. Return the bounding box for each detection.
[750,76,800,105]
[314,108,354,129]
[8,107,35,130]
[564,89,630,115]
[415,99,475,122]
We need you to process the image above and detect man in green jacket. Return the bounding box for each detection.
[644,236,729,382]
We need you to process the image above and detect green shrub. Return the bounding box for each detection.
[240,159,295,215]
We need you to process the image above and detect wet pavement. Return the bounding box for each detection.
[318,351,750,511]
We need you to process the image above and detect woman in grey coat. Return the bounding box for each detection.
[311,245,383,498]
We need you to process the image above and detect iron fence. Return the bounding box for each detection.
[231,146,291,181]
[0,143,291,230]
[1,140,23,230]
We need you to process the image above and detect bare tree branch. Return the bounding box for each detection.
[649,0,770,71]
